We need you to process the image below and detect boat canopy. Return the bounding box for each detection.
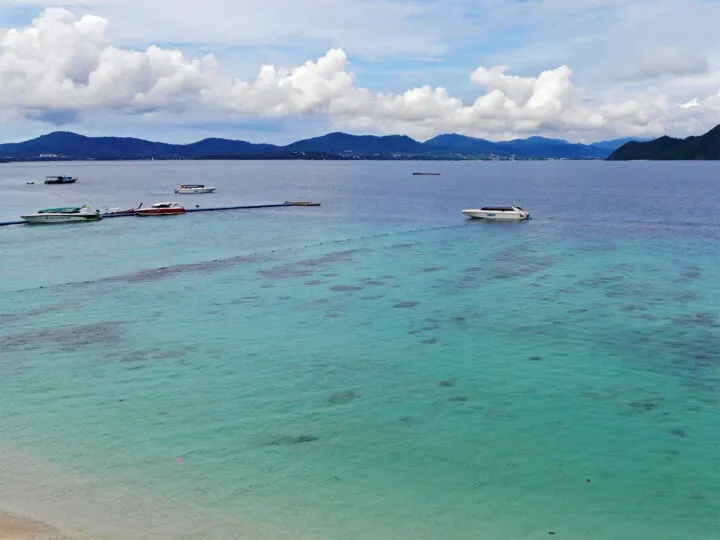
[38,206,81,213]
[178,184,205,188]
[44,175,73,180]
[480,206,517,211]
[151,202,176,208]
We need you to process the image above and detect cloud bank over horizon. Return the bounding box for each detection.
[0,7,719,143]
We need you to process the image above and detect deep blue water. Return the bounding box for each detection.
[0,160,719,540]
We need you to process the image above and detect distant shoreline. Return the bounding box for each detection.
[0,155,604,163]
[0,130,627,162]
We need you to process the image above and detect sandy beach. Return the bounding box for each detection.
[0,510,71,540]
[0,445,314,540]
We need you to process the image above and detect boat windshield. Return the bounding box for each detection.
[480,206,516,211]
[179,185,204,188]
[151,203,174,208]
[38,207,81,213]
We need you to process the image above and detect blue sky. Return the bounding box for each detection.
[0,0,719,143]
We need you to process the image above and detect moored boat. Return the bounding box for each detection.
[135,202,186,216]
[104,207,137,216]
[21,205,101,224]
[174,184,216,194]
[103,201,143,216]
[44,175,77,185]
[461,205,530,221]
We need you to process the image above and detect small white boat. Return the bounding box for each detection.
[462,205,530,221]
[44,175,77,185]
[21,205,102,224]
[174,184,216,194]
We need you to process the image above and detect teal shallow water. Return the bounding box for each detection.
[1,161,719,539]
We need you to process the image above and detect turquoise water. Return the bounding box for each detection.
[1,161,719,539]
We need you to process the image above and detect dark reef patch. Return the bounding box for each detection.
[671,313,718,327]
[629,399,658,412]
[260,435,319,446]
[0,313,23,324]
[576,276,624,286]
[399,415,413,425]
[150,346,198,360]
[328,390,359,406]
[1,321,124,352]
[262,249,370,280]
[676,292,699,303]
[393,301,419,308]
[679,266,702,282]
[103,254,266,284]
[330,285,364,292]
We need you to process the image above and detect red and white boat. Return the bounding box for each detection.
[135,202,186,216]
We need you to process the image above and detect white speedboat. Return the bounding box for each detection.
[174,184,216,194]
[44,175,77,185]
[462,205,530,221]
[21,205,102,224]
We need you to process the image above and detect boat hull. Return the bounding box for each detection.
[175,187,216,194]
[135,208,186,216]
[462,209,529,221]
[21,214,101,224]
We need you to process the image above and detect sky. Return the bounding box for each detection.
[0,0,719,144]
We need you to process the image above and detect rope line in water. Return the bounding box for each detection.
[1,203,302,227]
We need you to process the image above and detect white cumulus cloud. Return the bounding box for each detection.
[0,8,719,141]
[0,9,215,114]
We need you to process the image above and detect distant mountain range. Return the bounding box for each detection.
[0,131,640,162]
[608,125,720,160]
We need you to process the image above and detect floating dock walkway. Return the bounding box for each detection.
[0,201,320,227]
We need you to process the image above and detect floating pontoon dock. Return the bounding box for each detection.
[0,201,320,227]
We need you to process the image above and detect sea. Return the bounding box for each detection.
[0,160,718,540]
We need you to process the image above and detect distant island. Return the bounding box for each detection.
[608,125,720,160]
[0,131,641,162]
